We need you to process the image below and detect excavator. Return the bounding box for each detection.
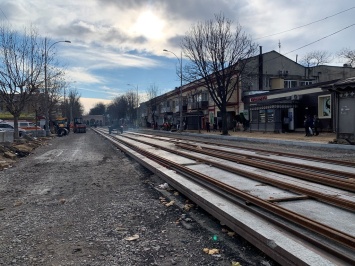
[73,117,86,133]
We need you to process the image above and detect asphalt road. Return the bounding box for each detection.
[0,129,274,266]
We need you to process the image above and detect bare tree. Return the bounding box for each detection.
[0,25,44,138]
[125,90,137,126]
[145,83,160,126]
[46,65,68,120]
[182,13,258,135]
[300,50,332,67]
[89,102,107,115]
[338,48,355,67]
[107,96,128,122]
[67,89,84,122]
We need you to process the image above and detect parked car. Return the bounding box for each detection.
[5,121,42,131]
[0,122,26,137]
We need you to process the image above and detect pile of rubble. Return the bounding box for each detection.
[0,135,49,170]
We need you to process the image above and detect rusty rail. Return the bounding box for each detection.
[94,129,355,264]
[121,133,355,212]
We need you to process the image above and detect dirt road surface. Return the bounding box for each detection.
[0,129,274,266]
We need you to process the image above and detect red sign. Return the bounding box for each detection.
[250,95,267,102]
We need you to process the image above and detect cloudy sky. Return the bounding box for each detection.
[1,0,354,113]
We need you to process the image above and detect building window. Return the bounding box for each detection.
[284,80,297,88]
[267,109,274,122]
[202,92,209,101]
[300,81,313,86]
[259,110,266,123]
[318,95,331,118]
[251,110,258,122]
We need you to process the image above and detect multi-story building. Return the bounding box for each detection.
[140,50,355,133]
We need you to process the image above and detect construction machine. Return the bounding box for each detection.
[73,117,86,133]
[55,116,69,136]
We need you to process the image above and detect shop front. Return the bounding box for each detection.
[249,101,298,133]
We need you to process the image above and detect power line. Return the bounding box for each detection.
[0,7,9,22]
[283,23,355,56]
[246,23,355,76]
[255,6,355,40]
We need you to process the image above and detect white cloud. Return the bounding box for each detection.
[66,67,102,84]
[80,97,112,115]
[3,0,355,107]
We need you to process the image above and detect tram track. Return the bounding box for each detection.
[129,132,355,191]
[94,128,355,265]
[135,130,355,167]
[118,133,355,211]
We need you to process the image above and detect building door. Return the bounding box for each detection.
[339,98,355,134]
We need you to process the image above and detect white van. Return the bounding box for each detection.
[0,122,26,137]
[4,121,45,137]
[5,121,42,130]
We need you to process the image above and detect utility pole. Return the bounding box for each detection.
[163,49,183,132]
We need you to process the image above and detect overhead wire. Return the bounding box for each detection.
[255,6,355,40]
[282,24,355,56]
[243,22,355,77]
[246,5,355,74]
[0,7,9,22]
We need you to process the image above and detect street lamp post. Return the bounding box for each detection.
[44,38,71,136]
[127,84,139,128]
[163,49,183,132]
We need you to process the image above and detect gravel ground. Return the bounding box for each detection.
[0,129,276,266]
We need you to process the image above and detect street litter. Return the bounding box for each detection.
[165,200,175,207]
[114,227,128,232]
[203,248,219,255]
[183,203,194,211]
[158,183,169,189]
[124,234,139,241]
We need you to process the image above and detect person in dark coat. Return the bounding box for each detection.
[304,115,312,136]
[313,115,320,136]
[218,120,222,132]
[206,121,210,132]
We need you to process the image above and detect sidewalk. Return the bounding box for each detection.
[183,129,336,144]
[140,128,355,150]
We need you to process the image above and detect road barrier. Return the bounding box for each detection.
[0,131,14,142]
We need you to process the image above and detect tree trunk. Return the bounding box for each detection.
[13,115,20,139]
[221,105,228,135]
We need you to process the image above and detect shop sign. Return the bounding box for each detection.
[250,95,267,102]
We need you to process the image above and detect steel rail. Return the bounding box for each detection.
[120,133,355,212]
[136,131,355,167]
[97,130,355,255]
[128,132,355,189]
[175,143,355,192]
[182,143,355,180]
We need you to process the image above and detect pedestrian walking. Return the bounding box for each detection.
[206,121,210,132]
[313,115,320,136]
[218,120,222,132]
[232,119,237,132]
[304,115,312,136]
